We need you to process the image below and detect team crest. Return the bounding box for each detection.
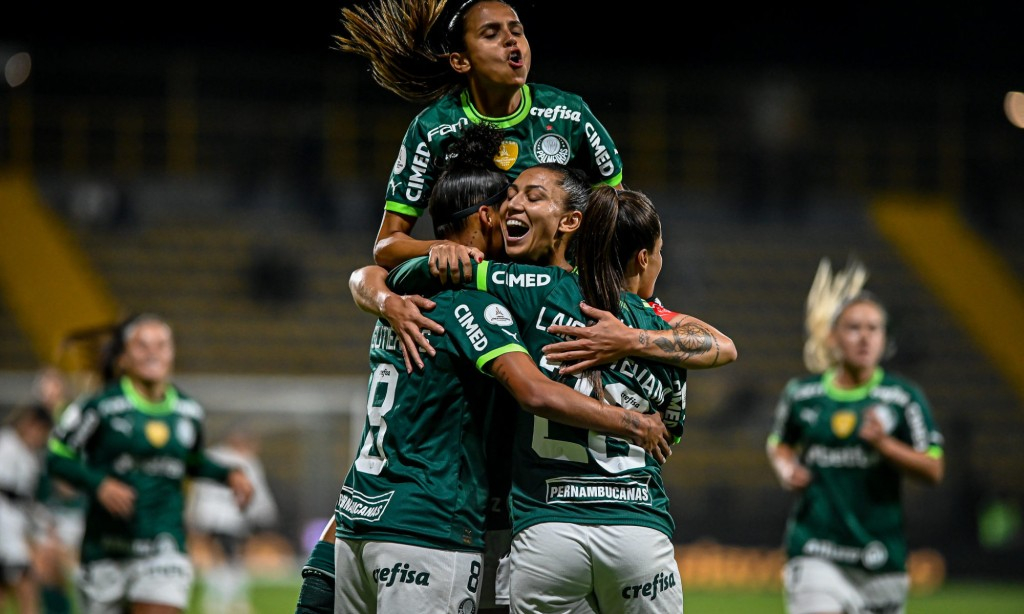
[534,133,570,164]
[831,411,857,439]
[494,140,518,171]
[145,420,170,448]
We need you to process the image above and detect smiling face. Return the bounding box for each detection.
[119,319,175,387]
[499,166,578,268]
[830,300,886,374]
[453,1,531,93]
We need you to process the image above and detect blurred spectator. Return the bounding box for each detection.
[186,429,279,614]
[0,402,54,613]
[29,366,83,614]
[65,180,134,230]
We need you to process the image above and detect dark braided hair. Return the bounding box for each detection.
[428,122,508,238]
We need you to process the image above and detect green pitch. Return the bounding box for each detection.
[188,580,1024,614]
[5,579,1019,613]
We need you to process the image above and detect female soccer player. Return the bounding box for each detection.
[766,258,945,614]
[47,313,254,614]
[334,0,623,270]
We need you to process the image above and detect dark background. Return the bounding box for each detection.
[6,3,1021,77]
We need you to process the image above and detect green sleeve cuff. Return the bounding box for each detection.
[46,443,107,493]
[189,453,232,482]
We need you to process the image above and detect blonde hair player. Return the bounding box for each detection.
[766,258,945,614]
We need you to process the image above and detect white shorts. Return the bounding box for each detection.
[52,508,86,552]
[783,556,909,614]
[0,498,32,568]
[335,538,483,614]
[76,549,194,614]
[510,522,683,614]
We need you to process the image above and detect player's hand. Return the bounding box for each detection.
[228,468,255,510]
[778,461,812,491]
[381,293,444,372]
[428,240,483,284]
[858,409,886,447]
[97,477,136,519]
[544,303,631,375]
[633,411,672,465]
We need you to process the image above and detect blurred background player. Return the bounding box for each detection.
[0,402,54,614]
[766,258,945,614]
[46,312,255,614]
[186,428,280,614]
[28,366,83,614]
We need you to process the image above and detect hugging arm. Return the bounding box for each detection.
[543,302,738,375]
[489,351,672,464]
[349,265,444,372]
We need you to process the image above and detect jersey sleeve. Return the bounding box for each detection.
[646,297,681,323]
[46,400,107,493]
[182,408,232,483]
[383,114,443,219]
[577,98,623,188]
[444,290,529,373]
[766,378,801,448]
[386,255,441,294]
[896,381,945,458]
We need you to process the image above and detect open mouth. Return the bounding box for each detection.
[505,218,529,240]
[509,49,523,68]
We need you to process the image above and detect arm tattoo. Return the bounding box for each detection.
[652,321,715,366]
[621,409,640,433]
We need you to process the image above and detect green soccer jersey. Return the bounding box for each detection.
[389,258,685,539]
[335,287,528,552]
[384,83,623,219]
[46,377,230,563]
[766,368,945,573]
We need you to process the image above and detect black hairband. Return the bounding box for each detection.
[447,0,477,33]
[435,183,510,227]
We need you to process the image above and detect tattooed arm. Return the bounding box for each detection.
[543,302,737,375]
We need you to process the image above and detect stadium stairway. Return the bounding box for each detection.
[73,217,375,376]
[0,170,119,370]
[870,194,1024,407]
